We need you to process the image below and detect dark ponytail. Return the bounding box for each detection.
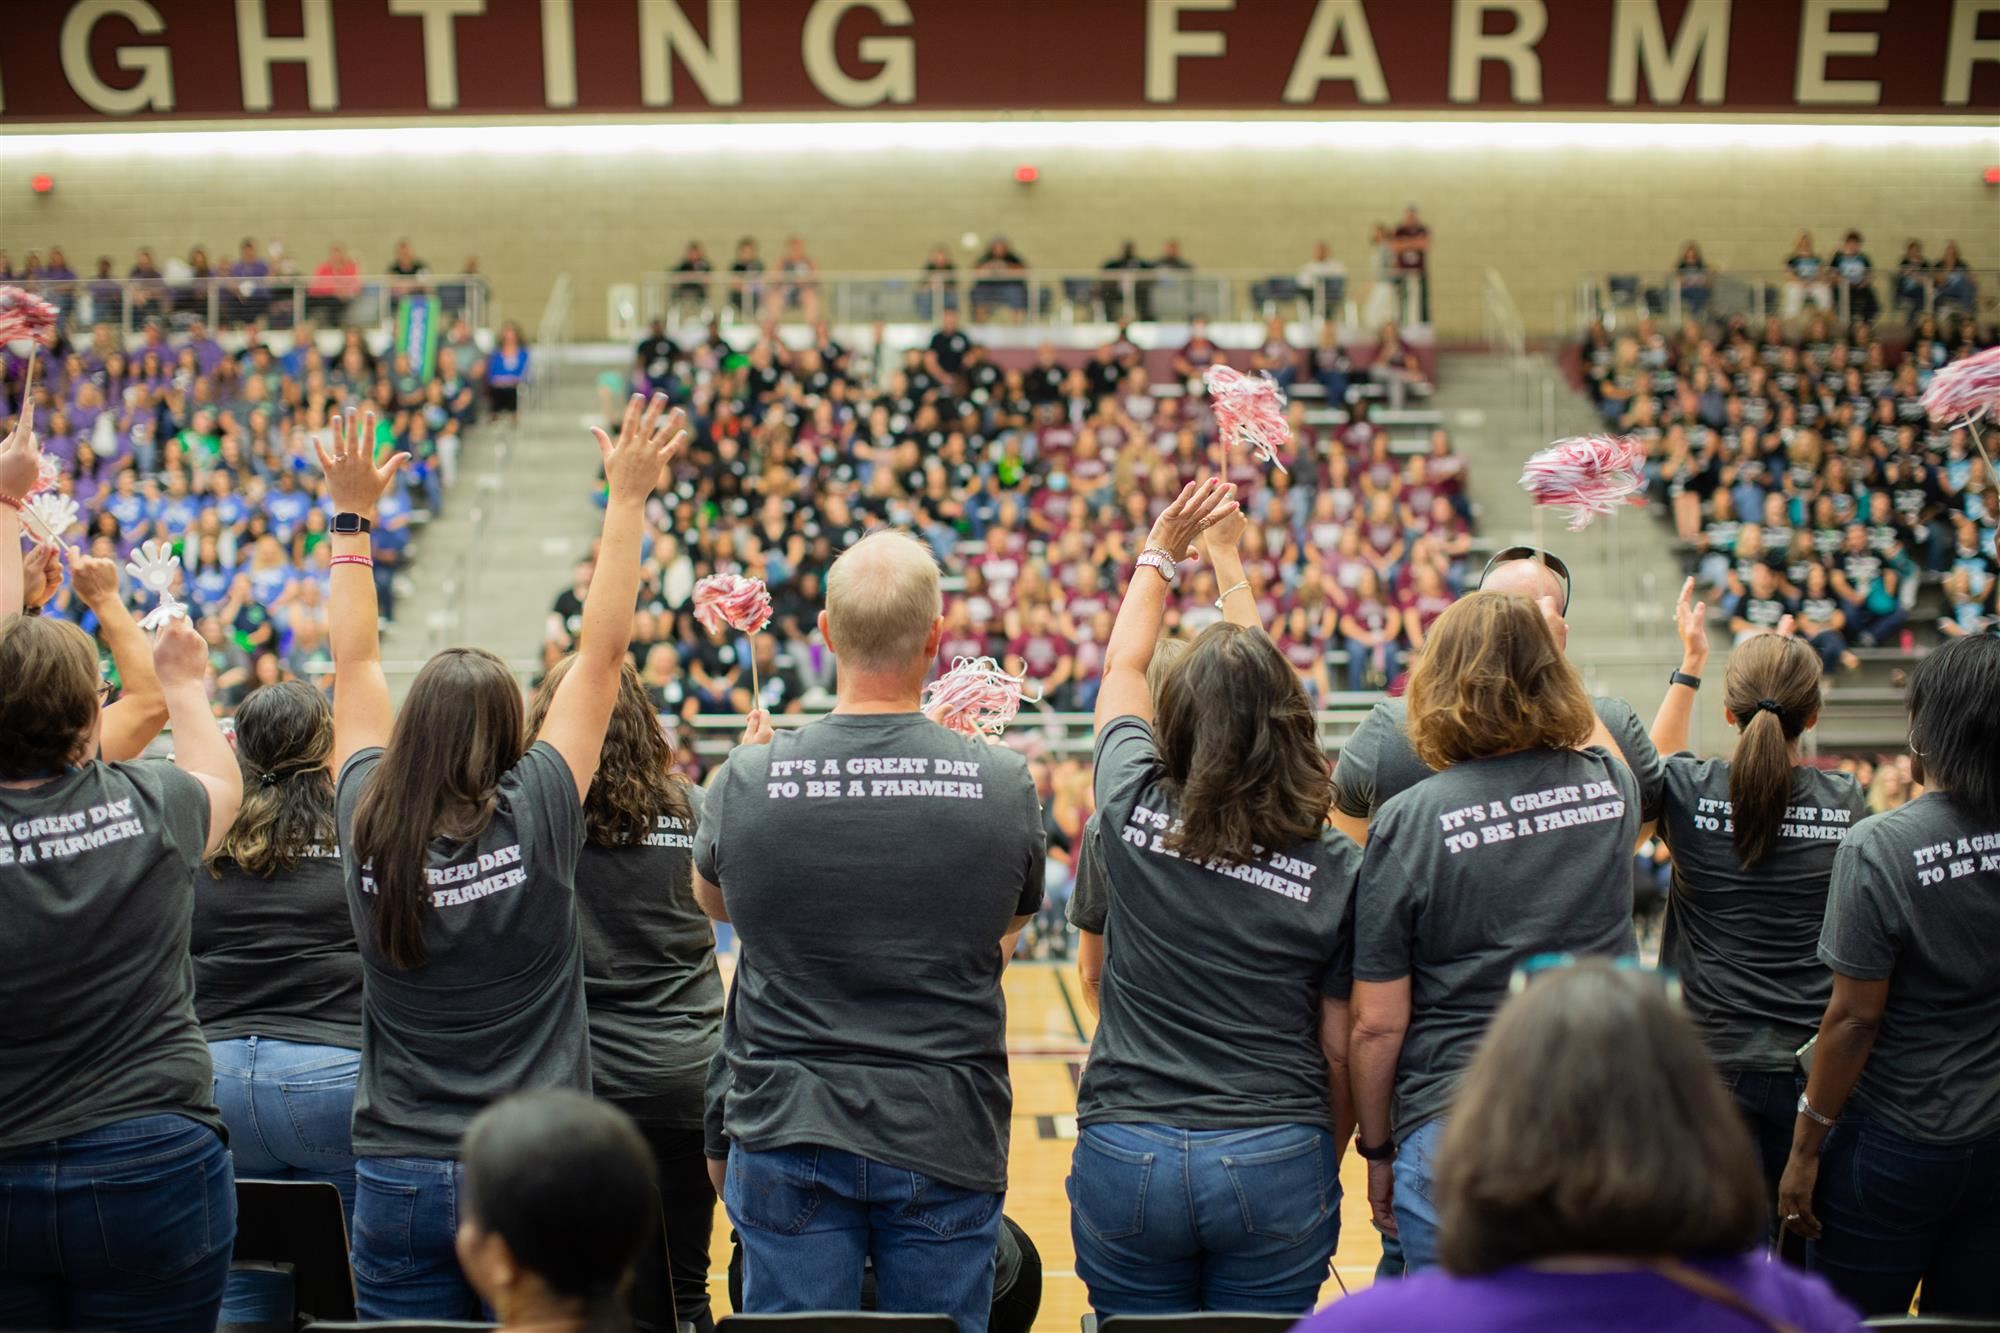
[1724,635,1822,867]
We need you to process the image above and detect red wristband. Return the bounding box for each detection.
[330,554,375,569]
[0,493,21,512]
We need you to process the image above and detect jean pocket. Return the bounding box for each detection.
[1221,1131,1331,1245]
[1069,1132,1154,1242]
[92,1146,229,1280]
[728,1146,822,1237]
[277,1069,359,1158]
[350,1178,419,1282]
[1847,1122,1968,1223]
[902,1175,1000,1239]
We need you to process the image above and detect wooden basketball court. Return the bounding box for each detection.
[705,960,1382,1327]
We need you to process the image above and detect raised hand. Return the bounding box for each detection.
[739,708,774,747]
[151,615,210,688]
[1145,477,1239,562]
[20,543,63,609]
[69,544,122,608]
[593,393,688,504]
[0,418,43,500]
[312,409,408,517]
[1673,576,1709,666]
[1194,504,1247,562]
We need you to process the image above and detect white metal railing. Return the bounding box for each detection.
[1568,266,1994,335]
[12,274,488,339]
[635,266,1386,331]
[537,272,573,348]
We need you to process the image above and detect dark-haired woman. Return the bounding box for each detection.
[320,398,686,1318]
[527,659,719,1333]
[1781,632,2000,1318]
[1645,581,1864,1246]
[1301,965,1864,1332]
[196,682,360,1204]
[1351,591,1640,1275]
[0,420,248,1329]
[457,1090,657,1333]
[1067,482,1362,1316]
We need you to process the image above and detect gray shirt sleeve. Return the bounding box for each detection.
[692,761,730,886]
[1331,702,1390,819]
[1819,835,1901,982]
[1594,696,1667,824]
[1353,806,1419,983]
[1067,814,1109,934]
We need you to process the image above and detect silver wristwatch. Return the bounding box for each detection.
[1135,547,1179,585]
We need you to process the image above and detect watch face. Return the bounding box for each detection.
[334,513,363,534]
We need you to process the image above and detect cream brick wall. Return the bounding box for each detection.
[2,137,1993,340]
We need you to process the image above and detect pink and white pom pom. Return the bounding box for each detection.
[1920,346,2000,428]
[1518,434,1648,531]
[923,656,1040,742]
[693,573,773,636]
[1203,365,1291,474]
[34,454,61,494]
[0,287,59,344]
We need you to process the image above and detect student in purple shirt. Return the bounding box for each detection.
[1304,963,1863,1333]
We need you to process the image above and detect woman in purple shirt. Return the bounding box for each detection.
[1303,964,1863,1333]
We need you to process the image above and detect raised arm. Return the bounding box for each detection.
[1649,577,1709,759]
[1094,477,1237,730]
[1198,506,1260,630]
[0,420,43,615]
[72,546,169,760]
[315,410,409,773]
[537,394,688,801]
[152,615,243,856]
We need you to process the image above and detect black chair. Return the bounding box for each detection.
[1864,1318,2000,1330]
[720,1317,957,1333]
[230,1178,355,1323]
[1099,1317,1301,1333]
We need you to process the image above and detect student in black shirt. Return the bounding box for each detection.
[672,241,713,311]
[196,681,363,1267]
[1070,485,1359,1316]
[1646,585,1864,1246]
[1781,634,2000,1318]
[320,398,686,1319]
[527,659,718,1333]
[927,308,972,384]
[636,319,682,396]
[1,419,246,1327]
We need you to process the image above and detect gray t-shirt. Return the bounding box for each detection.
[1657,756,1865,1072]
[1075,716,1361,1130]
[337,741,589,1158]
[1355,746,1639,1142]
[575,784,721,1127]
[195,846,362,1049]
[1068,812,1111,934]
[694,712,1044,1193]
[1333,695,1665,824]
[1820,793,2000,1144]
[0,760,221,1150]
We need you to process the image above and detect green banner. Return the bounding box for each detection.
[396,294,439,382]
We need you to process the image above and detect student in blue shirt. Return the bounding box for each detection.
[486,322,529,422]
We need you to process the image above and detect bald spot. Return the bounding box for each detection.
[826,531,942,673]
[1480,559,1566,606]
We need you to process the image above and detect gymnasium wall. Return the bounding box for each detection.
[2,133,1992,340]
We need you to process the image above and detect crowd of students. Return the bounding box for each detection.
[551,316,1466,747]
[0,298,523,706]
[1581,300,1997,668]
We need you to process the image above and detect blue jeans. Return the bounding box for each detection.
[1068,1122,1339,1316]
[1390,1118,1445,1274]
[1809,1114,2000,1318]
[1722,1068,1803,1251]
[0,1113,236,1331]
[351,1156,482,1320]
[727,1144,1003,1333]
[211,1036,360,1326]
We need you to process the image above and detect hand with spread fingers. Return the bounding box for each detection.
[1146,477,1239,562]
[312,410,409,518]
[593,393,689,504]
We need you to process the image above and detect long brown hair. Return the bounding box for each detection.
[1153,623,1330,866]
[350,648,524,970]
[526,656,691,847]
[1437,963,1764,1274]
[215,680,335,877]
[1723,635,1821,867]
[0,616,101,778]
[1406,593,1595,770]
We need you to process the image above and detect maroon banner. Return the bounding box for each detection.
[0,0,1993,125]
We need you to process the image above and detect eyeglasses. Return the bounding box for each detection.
[96,680,116,704]
[1510,953,1682,1003]
[1479,547,1573,615]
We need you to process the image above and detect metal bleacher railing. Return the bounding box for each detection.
[1571,267,1996,334]
[19,274,491,339]
[632,266,1427,331]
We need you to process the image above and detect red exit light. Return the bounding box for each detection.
[1986,166,2000,185]
[30,174,54,194]
[1014,164,1039,184]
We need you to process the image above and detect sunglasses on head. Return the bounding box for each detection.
[1479,547,1572,615]
[1510,953,1682,1003]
